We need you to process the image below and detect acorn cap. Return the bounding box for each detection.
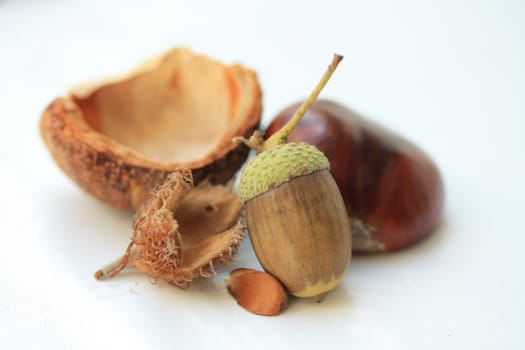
[238,142,330,202]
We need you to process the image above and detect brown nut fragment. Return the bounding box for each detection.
[226,268,288,316]
[40,48,262,209]
[95,170,244,288]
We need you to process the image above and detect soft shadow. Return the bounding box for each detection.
[38,185,134,278]
[286,284,353,317]
[351,214,451,266]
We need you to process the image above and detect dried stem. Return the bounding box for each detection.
[232,54,343,153]
[232,130,265,153]
[94,242,134,280]
[264,54,343,150]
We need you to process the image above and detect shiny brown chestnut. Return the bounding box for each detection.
[265,99,444,253]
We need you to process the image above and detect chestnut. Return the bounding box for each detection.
[264,99,444,253]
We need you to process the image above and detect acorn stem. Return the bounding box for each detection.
[264,54,343,149]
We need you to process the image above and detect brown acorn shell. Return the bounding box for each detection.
[40,48,262,209]
[245,169,351,297]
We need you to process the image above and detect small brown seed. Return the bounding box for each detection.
[226,268,288,316]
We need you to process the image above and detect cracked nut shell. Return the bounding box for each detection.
[40,48,262,209]
[94,170,245,288]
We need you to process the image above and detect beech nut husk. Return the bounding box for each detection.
[265,99,445,252]
[40,48,262,209]
[94,170,245,288]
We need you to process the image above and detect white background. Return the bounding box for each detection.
[1,0,524,348]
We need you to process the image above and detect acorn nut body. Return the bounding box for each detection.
[234,54,350,299]
[238,142,352,297]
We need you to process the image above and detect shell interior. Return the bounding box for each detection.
[131,171,244,287]
[71,48,259,166]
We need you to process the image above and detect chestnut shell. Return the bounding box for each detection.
[40,48,262,209]
[265,99,444,252]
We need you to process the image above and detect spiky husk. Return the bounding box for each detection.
[95,170,245,288]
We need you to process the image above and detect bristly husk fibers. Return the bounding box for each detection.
[95,169,244,288]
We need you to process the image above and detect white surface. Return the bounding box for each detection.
[1,0,524,349]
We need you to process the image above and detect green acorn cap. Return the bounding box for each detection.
[238,142,329,202]
[233,54,343,202]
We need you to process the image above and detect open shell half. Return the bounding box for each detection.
[94,170,244,288]
[40,48,261,209]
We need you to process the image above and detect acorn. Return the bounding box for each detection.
[233,54,351,299]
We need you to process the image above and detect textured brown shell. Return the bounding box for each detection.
[95,170,245,288]
[40,48,262,209]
